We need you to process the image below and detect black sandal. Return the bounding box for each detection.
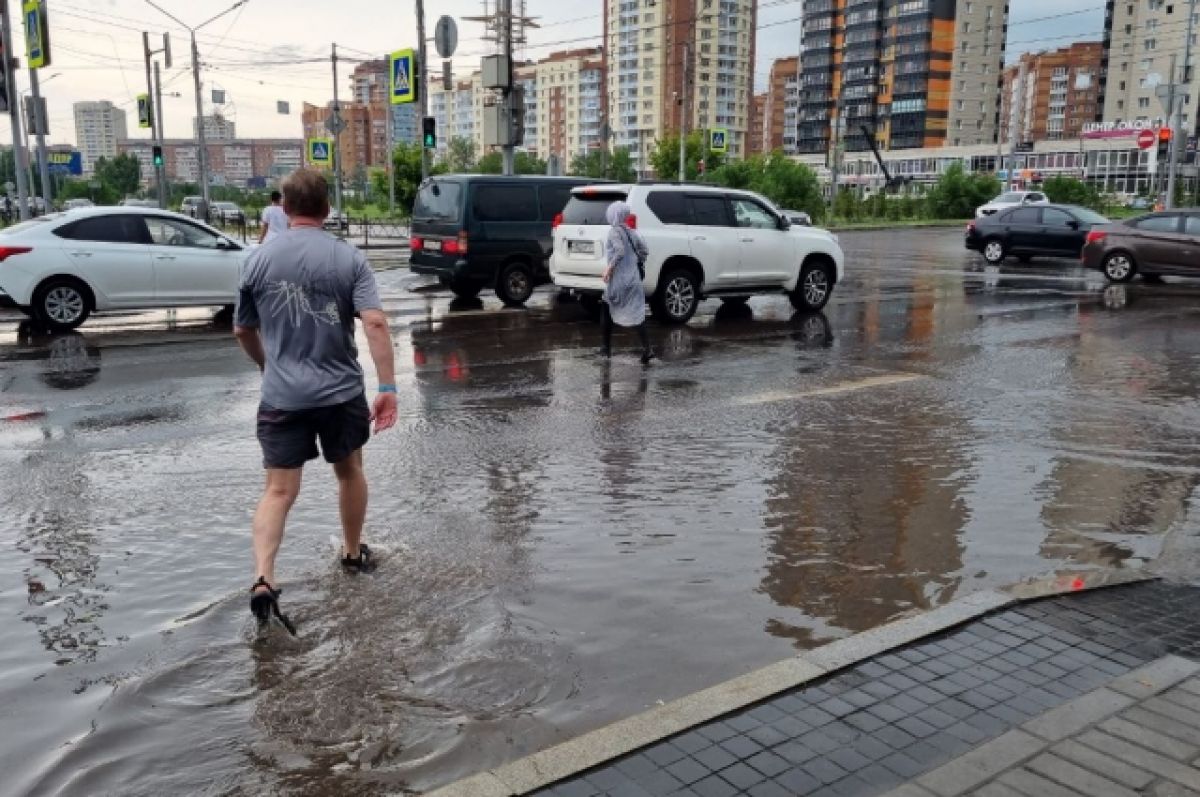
[249,577,296,635]
[340,543,373,573]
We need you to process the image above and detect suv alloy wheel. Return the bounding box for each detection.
[790,261,834,312]
[652,267,699,324]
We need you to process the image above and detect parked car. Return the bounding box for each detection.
[180,196,205,219]
[965,204,1110,265]
[780,209,813,227]
[549,183,845,324]
[62,199,94,211]
[409,174,603,305]
[120,198,158,208]
[975,190,1049,218]
[323,209,350,232]
[1128,197,1152,210]
[0,206,248,331]
[210,201,245,225]
[1081,210,1200,283]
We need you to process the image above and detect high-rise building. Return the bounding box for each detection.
[1001,43,1104,143]
[193,114,237,141]
[301,102,390,172]
[1100,1,1200,135]
[73,100,128,175]
[606,0,756,172]
[749,93,767,155]
[798,1,1008,154]
[119,138,303,187]
[763,56,800,154]
[534,48,605,166]
[350,58,419,147]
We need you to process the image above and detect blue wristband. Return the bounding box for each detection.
[378,384,397,394]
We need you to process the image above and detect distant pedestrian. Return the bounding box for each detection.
[258,190,287,245]
[601,201,653,364]
[233,168,398,634]
[2,196,12,225]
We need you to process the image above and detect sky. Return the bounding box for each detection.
[7,0,1108,148]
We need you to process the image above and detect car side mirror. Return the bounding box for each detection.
[778,216,791,231]
[1068,220,1080,230]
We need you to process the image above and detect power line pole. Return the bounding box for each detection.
[1,0,31,220]
[28,71,50,208]
[1165,0,1196,210]
[154,60,168,207]
[499,0,515,176]
[678,42,688,181]
[141,32,162,206]
[330,44,344,219]
[416,0,429,180]
[189,30,210,210]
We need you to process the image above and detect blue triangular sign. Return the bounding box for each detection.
[393,58,410,94]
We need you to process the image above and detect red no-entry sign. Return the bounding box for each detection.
[1137,129,1156,150]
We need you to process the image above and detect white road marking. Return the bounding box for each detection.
[734,373,926,405]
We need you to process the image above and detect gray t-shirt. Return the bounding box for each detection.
[235,227,382,410]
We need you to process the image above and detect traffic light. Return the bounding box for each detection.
[422,117,436,149]
[152,145,164,167]
[1157,127,1172,159]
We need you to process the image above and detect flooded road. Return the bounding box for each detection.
[3,229,1200,795]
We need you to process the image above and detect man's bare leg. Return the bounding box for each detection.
[333,449,367,559]
[253,468,304,591]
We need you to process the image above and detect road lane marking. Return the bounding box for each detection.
[734,373,926,405]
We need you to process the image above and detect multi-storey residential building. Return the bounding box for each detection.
[193,115,237,141]
[798,0,1007,155]
[73,101,128,175]
[1001,43,1104,143]
[534,48,605,166]
[606,0,756,172]
[427,75,481,157]
[762,56,800,154]
[749,94,766,155]
[301,102,390,172]
[350,58,420,146]
[1101,0,1200,136]
[119,138,303,187]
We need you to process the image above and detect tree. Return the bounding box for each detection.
[649,132,725,181]
[94,153,142,199]
[706,152,825,222]
[1042,175,1101,210]
[477,150,547,175]
[924,163,1000,219]
[371,142,434,216]
[569,147,636,182]
[441,137,477,173]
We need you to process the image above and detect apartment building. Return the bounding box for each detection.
[762,56,800,154]
[798,0,1007,155]
[193,115,237,141]
[1101,0,1200,136]
[427,74,482,157]
[301,102,390,171]
[1001,43,1104,143]
[119,138,303,187]
[535,48,605,165]
[606,0,756,171]
[72,101,128,175]
[749,94,766,155]
[350,59,420,147]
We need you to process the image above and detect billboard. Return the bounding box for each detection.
[47,151,82,175]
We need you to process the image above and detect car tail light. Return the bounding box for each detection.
[1085,230,1107,245]
[552,212,563,229]
[442,231,469,256]
[966,222,975,234]
[0,246,31,262]
[626,214,637,229]
[411,235,424,252]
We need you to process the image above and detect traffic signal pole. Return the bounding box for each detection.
[416,0,429,180]
[1165,0,1196,210]
[28,70,50,208]
[153,60,167,207]
[1,0,32,220]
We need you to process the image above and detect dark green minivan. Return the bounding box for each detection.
[409,174,602,305]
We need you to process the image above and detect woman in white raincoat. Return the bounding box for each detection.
[601,201,654,364]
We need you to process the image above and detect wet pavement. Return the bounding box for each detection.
[2,228,1200,796]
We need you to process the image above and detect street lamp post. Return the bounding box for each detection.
[145,0,248,214]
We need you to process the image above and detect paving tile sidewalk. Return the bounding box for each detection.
[531,581,1200,797]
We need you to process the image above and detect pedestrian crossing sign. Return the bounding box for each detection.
[308,138,333,166]
[390,49,417,105]
[137,94,153,129]
[710,128,728,154]
[23,0,50,70]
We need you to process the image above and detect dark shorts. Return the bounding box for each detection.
[256,393,370,469]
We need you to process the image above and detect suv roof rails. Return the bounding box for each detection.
[634,180,726,189]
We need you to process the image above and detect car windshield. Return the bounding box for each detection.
[1070,208,1109,224]
[217,202,237,210]
[0,215,57,235]
[413,180,464,222]
[994,192,1025,203]
[562,191,629,225]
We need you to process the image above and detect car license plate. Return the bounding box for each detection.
[570,240,594,254]
[425,240,442,252]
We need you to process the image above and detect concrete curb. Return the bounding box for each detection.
[424,570,1154,797]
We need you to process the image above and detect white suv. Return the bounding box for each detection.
[550,184,844,324]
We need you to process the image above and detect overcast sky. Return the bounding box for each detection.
[10,0,1108,148]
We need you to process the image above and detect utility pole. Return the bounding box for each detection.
[1,0,31,220]
[678,42,688,182]
[28,71,50,208]
[416,0,429,180]
[154,60,167,207]
[330,43,343,218]
[1006,60,1026,191]
[499,0,515,176]
[1165,0,1196,210]
[189,31,210,210]
[386,83,396,213]
[141,32,165,207]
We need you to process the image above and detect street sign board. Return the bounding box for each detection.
[709,128,728,153]
[307,138,333,166]
[434,16,458,59]
[1015,141,1035,153]
[442,60,452,91]
[277,100,290,115]
[1137,129,1156,150]
[23,0,50,69]
[1188,136,1197,153]
[136,94,153,129]
[389,49,417,105]
[325,112,345,134]
[47,151,81,175]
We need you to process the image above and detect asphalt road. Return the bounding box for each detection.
[3,228,1200,796]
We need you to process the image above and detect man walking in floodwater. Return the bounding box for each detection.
[233,168,398,633]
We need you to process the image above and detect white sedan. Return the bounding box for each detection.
[975,190,1049,218]
[0,206,250,331]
